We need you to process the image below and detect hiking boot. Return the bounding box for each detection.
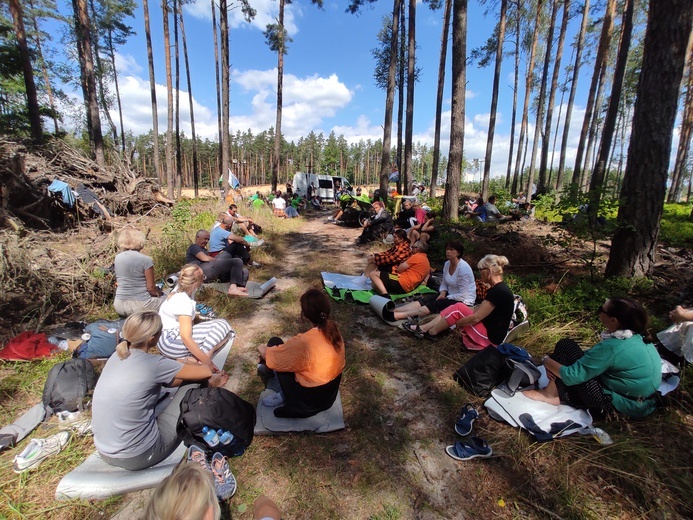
[211,452,237,500]
[12,430,71,473]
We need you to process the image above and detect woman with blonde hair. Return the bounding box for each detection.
[405,254,515,350]
[92,311,225,471]
[158,264,233,373]
[258,288,346,418]
[145,463,220,520]
[113,227,165,317]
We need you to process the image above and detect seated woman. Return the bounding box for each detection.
[145,463,220,520]
[407,210,436,246]
[93,311,227,471]
[113,228,165,317]
[523,297,662,419]
[406,255,514,350]
[387,241,475,323]
[257,288,345,418]
[158,264,233,373]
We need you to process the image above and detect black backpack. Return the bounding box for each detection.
[453,346,541,397]
[42,359,97,415]
[177,387,256,458]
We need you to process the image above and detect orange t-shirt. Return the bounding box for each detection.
[265,328,345,387]
[397,252,431,293]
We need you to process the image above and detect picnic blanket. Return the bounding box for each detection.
[321,272,436,304]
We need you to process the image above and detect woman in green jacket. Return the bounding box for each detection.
[524,296,661,418]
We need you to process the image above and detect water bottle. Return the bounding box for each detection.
[201,426,219,447]
[217,429,234,445]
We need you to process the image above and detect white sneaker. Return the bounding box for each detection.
[251,239,265,248]
[12,430,71,473]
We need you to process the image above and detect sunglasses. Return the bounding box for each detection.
[598,305,611,316]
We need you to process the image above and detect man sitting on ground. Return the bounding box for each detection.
[209,215,253,266]
[485,195,512,222]
[186,230,249,296]
[369,241,431,299]
[356,200,394,244]
[361,229,411,281]
[394,199,417,230]
[227,204,261,242]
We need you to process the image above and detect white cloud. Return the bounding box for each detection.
[114,52,143,75]
[184,0,300,36]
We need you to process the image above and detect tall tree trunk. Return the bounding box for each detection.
[668,29,693,202]
[605,0,693,277]
[27,0,58,134]
[174,0,182,196]
[505,3,520,189]
[178,4,199,197]
[482,0,507,201]
[220,0,230,193]
[72,0,104,167]
[526,0,555,201]
[396,0,405,193]
[403,0,416,195]
[572,0,616,189]
[9,0,42,141]
[271,0,285,193]
[442,0,467,219]
[589,0,634,213]
[539,0,570,192]
[211,0,222,190]
[581,70,606,191]
[88,0,118,147]
[430,0,452,199]
[107,31,127,157]
[379,0,401,196]
[142,0,161,182]
[511,0,543,195]
[162,0,175,197]
[556,0,589,194]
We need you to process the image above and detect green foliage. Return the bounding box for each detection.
[660,203,693,248]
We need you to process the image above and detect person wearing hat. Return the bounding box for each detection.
[356,200,393,244]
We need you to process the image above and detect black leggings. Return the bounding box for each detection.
[551,339,613,417]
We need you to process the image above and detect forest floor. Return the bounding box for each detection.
[0,197,692,519]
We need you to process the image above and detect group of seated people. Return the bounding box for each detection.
[461,194,533,222]
[355,196,436,247]
[359,231,681,421]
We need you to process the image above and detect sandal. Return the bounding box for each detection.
[445,437,492,461]
[402,321,425,339]
[454,403,479,436]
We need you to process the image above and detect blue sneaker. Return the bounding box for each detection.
[454,403,479,436]
[445,437,492,461]
[211,452,237,500]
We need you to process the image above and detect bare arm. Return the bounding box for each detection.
[194,250,216,262]
[144,267,162,297]
[671,306,693,323]
[396,261,410,274]
[455,299,495,327]
[178,315,216,371]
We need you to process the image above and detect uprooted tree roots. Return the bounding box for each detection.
[0,231,115,338]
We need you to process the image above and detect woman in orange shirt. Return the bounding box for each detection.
[258,288,345,418]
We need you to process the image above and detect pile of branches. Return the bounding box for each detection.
[0,136,172,231]
[0,230,115,338]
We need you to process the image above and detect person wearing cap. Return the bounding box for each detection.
[369,240,431,298]
[356,200,393,244]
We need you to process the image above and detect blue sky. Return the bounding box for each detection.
[52,0,681,178]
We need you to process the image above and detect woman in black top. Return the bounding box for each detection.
[406,254,515,349]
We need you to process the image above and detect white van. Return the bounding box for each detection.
[292,173,352,201]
